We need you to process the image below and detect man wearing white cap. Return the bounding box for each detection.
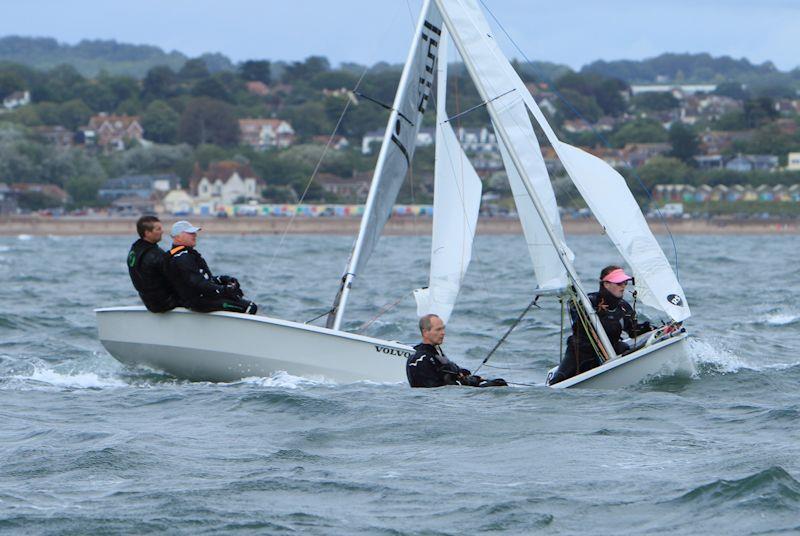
[548,265,651,385]
[164,220,257,315]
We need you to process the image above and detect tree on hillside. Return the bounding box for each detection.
[554,88,602,123]
[744,97,778,128]
[141,100,180,143]
[0,71,25,98]
[610,118,667,147]
[556,72,628,116]
[239,60,271,84]
[632,92,679,112]
[283,56,330,83]
[713,81,749,101]
[178,58,210,81]
[191,77,231,102]
[668,122,700,164]
[143,65,178,99]
[634,156,692,189]
[178,97,239,146]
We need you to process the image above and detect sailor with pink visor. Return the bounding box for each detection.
[548,265,652,385]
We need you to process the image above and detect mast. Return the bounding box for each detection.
[435,0,617,359]
[327,0,441,331]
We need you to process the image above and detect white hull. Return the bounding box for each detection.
[549,332,693,389]
[96,307,413,383]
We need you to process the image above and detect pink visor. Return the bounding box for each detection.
[602,268,633,284]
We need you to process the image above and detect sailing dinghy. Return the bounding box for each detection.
[97,0,694,387]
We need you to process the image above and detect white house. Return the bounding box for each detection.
[190,161,264,205]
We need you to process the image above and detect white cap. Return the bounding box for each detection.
[171,220,201,237]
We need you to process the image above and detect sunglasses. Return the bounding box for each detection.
[605,280,629,286]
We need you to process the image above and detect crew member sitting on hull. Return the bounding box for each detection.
[127,215,180,312]
[406,313,507,388]
[548,265,651,385]
[164,220,258,315]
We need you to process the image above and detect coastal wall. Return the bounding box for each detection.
[1,216,798,236]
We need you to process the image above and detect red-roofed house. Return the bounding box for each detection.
[83,113,144,150]
[239,119,296,150]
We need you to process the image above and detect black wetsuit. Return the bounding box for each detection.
[549,286,651,385]
[406,343,506,388]
[164,245,257,314]
[127,239,180,313]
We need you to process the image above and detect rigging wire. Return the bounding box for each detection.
[477,0,682,281]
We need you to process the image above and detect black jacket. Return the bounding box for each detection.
[570,286,651,356]
[164,245,235,309]
[406,343,470,388]
[127,239,179,312]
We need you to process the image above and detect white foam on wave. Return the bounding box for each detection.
[17,234,32,241]
[760,312,800,326]
[7,367,128,391]
[233,370,337,389]
[0,246,10,252]
[688,338,800,374]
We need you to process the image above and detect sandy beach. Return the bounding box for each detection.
[0,215,798,236]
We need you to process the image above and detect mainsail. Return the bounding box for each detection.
[414,31,482,324]
[329,0,444,329]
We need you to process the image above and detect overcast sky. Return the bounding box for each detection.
[1,0,798,71]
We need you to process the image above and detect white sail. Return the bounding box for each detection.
[414,31,482,324]
[350,1,443,276]
[434,0,688,321]
[554,142,691,321]
[495,110,571,292]
[329,0,444,329]
[431,0,569,292]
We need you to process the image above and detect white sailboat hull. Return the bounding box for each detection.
[549,332,693,389]
[96,307,413,383]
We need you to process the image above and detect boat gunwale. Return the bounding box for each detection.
[95,306,414,350]
[549,331,690,389]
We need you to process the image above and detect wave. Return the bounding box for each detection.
[17,234,32,241]
[672,466,800,510]
[688,338,800,374]
[757,312,800,327]
[230,371,337,389]
[3,367,127,391]
[0,246,10,252]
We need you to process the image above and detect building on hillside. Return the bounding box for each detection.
[725,154,779,173]
[0,183,18,214]
[162,189,194,215]
[238,119,296,150]
[694,154,724,169]
[82,114,144,151]
[311,135,350,151]
[316,173,371,201]
[630,84,717,98]
[787,152,800,171]
[3,90,30,110]
[699,129,755,154]
[10,183,70,205]
[190,161,265,205]
[622,143,672,167]
[245,81,270,96]
[110,195,157,215]
[33,126,74,148]
[98,174,181,202]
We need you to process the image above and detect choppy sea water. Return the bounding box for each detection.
[1,231,799,535]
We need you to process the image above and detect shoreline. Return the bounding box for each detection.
[0,215,798,236]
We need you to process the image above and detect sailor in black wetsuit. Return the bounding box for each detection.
[164,220,257,315]
[406,314,506,388]
[548,265,651,385]
[127,215,180,312]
